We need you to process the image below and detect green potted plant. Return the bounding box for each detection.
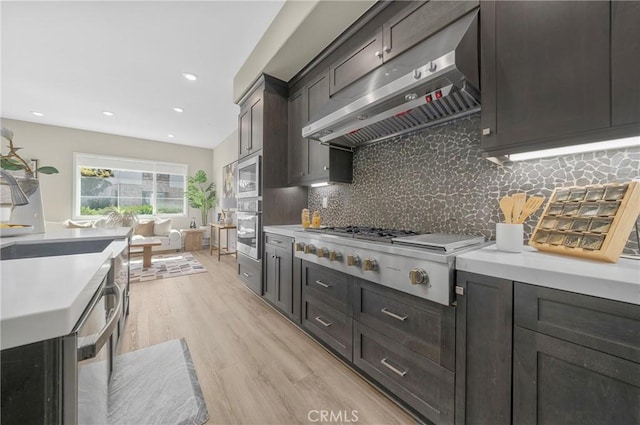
[186,170,216,226]
[105,206,139,227]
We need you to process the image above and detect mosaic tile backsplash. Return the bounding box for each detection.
[308,114,640,255]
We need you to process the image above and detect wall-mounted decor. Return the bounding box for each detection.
[222,161,237,199]
[529,181,640,262]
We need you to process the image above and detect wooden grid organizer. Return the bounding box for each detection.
[529,181,640,263]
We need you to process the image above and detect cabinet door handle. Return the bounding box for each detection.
[380,307,407,322]
[380,358,407,377]
[323,166,329,171]
[243,272,252,277]
[314,316,332,327]
[374,50,382,59]
[315,280,332,288]
[383,45,390,53]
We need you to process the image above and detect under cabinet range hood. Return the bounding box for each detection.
[303,10,480,149]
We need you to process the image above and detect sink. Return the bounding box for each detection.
[0,239,113,260]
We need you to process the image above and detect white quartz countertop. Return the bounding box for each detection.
[1,252,111,350]
[263,225,305,238]
[0,227,131,248]
[457,244,640,305]
[1,228,131,350]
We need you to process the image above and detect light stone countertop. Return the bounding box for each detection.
[1,228,132,350]
[457,244,640,305]
[263,225,305,238]
[0,227,132,248]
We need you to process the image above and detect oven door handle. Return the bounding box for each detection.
[77,284,122,361]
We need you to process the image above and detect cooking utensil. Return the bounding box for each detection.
[511,193,526,224]
[499,196,514,224]
[516,196,544,223]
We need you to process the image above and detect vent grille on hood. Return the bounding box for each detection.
[302,10,480,149]
[337,83,480,146]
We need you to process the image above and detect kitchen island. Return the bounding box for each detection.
[1,227,132,349]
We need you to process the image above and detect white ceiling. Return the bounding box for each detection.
[1,0,285,149]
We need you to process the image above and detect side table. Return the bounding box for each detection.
[181,228,206,252]
[209,223,237,261]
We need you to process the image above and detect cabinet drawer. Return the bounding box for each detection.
[302,261,351,314]
[302,296,352,360]
[354,279,455,370]
[515,283,640,363]
[238,254,261,295]
[354,322,454,425]
[265,233,293,248]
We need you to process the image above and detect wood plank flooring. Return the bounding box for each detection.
[118,251,418,425]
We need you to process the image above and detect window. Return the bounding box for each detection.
[73,153,188,218]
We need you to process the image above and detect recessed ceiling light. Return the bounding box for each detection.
[167,134,175,138]
[182,72,197,81]
[172,107,184,113]
[102,111,114,116]
[31,111,44,117]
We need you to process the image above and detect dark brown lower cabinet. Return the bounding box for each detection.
[263,242,293,317]
[455,271,513,425]
[513,326,640,425]
[302,296,353,361]
[300,260,353,360]
[353,322,455,425]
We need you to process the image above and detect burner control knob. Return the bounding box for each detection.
[347,254,360,267]
[363,258,377,271]
[304,244,316,254]
[409,268,429,285]
[295,242,305,252]
[317,247,327,258]
[329,250,342,262]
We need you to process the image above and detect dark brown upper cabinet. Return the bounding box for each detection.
[329,1,479,97]
[612,0,640,127]
[382,1,478,63]
[329,30,383,96]
[287,89,307,183]
[238,87,264,159]
[288,72,353,186]
[481,0,640,157]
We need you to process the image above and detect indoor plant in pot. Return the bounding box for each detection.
[186,170,216,226]
[1,127,59,233]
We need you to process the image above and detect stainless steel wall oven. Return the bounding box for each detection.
[236,198,261,260]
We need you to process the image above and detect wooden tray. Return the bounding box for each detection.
[529,181,640,263]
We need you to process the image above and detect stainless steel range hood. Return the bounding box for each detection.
[303,10,480,149]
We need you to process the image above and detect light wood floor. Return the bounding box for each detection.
[119,251,418,425]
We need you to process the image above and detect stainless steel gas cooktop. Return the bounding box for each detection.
[296,226,486,306]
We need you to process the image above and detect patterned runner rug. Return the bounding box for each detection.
[130,253,207,283]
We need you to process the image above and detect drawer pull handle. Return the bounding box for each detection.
[315,280,332,288]
[243,272,252,277]
[380,358,407,377]
[271,240,281,244]
[314,316,332,327]
[381,308,407,321]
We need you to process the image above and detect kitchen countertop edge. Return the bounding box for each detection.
[263,225,304,238]
[457,244,640,305]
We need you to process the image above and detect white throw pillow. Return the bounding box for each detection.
[154,218,172,236]
[65,219,93,228]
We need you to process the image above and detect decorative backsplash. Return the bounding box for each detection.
[308,114,640,255]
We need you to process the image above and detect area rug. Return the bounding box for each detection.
[130,253,207,283]
[108,339,209,425]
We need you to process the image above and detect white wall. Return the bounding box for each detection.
[1,118,214,228]
[211,130,238,250]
